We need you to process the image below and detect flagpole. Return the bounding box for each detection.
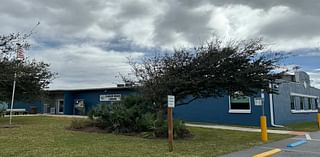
[9,72,17,125]
[9,43,23,125]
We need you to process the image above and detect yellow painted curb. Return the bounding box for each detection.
[252,148,281,157]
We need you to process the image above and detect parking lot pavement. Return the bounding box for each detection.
[221,131,320,157]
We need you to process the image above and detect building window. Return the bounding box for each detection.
[308,98,312,110]
[290,93,318,113]
[299,97,304,110]
[229,95,251,113]
[290,96,295,110]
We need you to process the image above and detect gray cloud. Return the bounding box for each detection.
[1,0,320,88]
[154,0,212,46]
[32,44,143,89]
[118,1,153,19]
[261,13,320,39]
[191,0,320,15]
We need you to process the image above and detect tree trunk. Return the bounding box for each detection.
[156,103,164,125]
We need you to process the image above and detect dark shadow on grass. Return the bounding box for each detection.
[0,125,21,128]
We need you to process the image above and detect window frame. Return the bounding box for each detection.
[228,95,251,114]
[308,97,313,110]
[290,93,319,113]
[290,96,295,110]
[299,97,304,110]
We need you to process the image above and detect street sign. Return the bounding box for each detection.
[168,95,175,108]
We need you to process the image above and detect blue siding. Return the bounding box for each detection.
[64,88,135,115]
[64,92,74,115]
[14,101,43,113]
[174,93,272,126]
[273,83,320,124]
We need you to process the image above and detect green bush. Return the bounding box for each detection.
[153,119,192,139]
[85,96,192,138]
[88,96,157,133]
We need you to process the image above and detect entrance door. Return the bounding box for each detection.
[43,104,48,114]
[57,99,64,114]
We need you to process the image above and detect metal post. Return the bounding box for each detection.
[261,89,265,116]
[260,89,268,142]
[317,113,320,129]
[317,98,320,129]
[9,72,17,125]
[167,107,173,152]
[260,116,268,142]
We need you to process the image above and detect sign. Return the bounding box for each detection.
[100,94,121,101]
[254,98,263,106]
[168,95,175,108]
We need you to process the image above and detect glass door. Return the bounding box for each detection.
[57,99,64,114]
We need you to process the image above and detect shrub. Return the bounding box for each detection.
[88,96,157,133]
[153,119,192,139]
[84,96,192,138]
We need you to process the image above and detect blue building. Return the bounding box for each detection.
[10,71,320,126]
[13,86,134,115]
[174,71,320,126]
[42,86,135,115]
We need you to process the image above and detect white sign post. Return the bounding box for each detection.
[168,95,175,108]
[167,95,175,152]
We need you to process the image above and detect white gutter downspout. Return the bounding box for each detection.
[269,83,284,127]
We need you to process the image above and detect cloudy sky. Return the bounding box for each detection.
[1,0,320,89]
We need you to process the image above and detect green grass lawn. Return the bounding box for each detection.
[277,122,320,132]
[0,116,291,157]
[188,121,320,132]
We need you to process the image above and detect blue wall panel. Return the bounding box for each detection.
[64,91,74,115]
[272,82,320,124]
[13,101,43,113]
[174,93,271,126]
[64,88,135,115]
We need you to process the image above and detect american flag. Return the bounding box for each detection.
[16,44,24,60]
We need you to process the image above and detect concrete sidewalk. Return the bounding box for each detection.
[186,123,306,135]
[221,131,320,157]
[4,114,88,119]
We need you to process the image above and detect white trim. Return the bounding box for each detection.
[290,93,318,99]
[56,99,64,114]
[229,110,251,113]
[291,110,318,113]
[228,96,251,114]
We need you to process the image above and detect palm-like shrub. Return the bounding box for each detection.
[88,96,157,133]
